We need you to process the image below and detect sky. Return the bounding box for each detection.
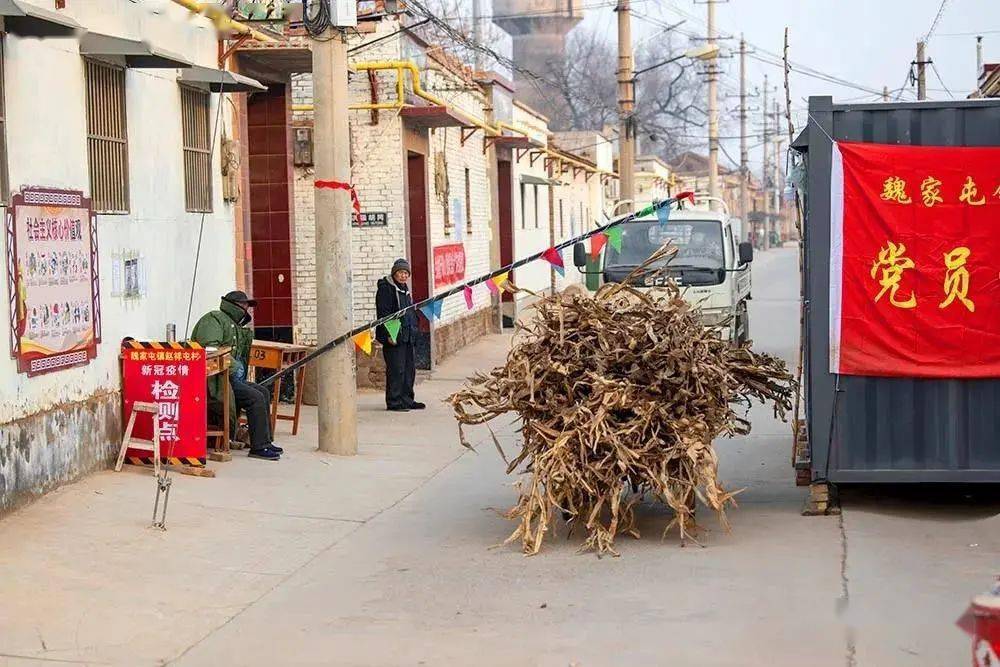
[477,0,1000,175]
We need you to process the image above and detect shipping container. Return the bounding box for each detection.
[794,95,1000,483]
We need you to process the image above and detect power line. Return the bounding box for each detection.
[929,60,954,98]
[923,0,951,42]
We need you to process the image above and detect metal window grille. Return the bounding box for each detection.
[464,167,471,234]
[85,59,129,214]
[519,182,526,230]
[0,37,8,203]
[181,87,213,213]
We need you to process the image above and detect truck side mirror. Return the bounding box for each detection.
[738,241,754,265]
[572,242,588,268]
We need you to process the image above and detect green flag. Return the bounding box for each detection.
[607,226,623,252]
[635,203,656,218]
[384,319,402,344]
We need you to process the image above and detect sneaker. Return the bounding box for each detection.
[268,444,284,454]
[248,448,280,461]
[406,401,426,410]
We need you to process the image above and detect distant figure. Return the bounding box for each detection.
[375,259,424,412]
[191,290,282,461]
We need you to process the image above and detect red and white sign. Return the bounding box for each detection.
[6,187,100,375]
[122,343,207,464]
[830,142,1000,377]
[433,243,466,287]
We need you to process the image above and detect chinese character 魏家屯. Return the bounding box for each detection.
[871,241,917,309]
[152,379,180,401]
[880,176,912,204]
[920,176,943,207]
[959,176,986,206]
[939,247,975,313]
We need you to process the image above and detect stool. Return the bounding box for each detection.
[115,401,161,477]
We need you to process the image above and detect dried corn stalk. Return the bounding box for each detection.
[449,246,794,555]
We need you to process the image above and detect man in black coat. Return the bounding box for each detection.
[375,258,425,412]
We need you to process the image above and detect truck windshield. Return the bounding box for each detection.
[604,220,725,271]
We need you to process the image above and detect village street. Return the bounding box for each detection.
[0,247,994,667]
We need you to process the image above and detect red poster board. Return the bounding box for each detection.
[6,187,101,375]
[830,142,1000,377]
[433,243,466,287]
[122,341,207,466]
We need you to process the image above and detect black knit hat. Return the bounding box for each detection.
[391,258,411,275]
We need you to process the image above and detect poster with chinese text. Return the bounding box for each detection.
[6,188,100,376]
[122,341,207,465]
[433,243,466,288]
[830,142,1000,377]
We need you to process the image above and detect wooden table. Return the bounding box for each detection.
[205,346,232,462]
[249,340,310,436]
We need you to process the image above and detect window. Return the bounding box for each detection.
[181,87,213,213]
[0,36,7,202]
[532,184,539,229]
[464,167,471,234]
[520,182,526,230]
[85,59,129,213]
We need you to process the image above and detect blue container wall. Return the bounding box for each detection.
[803,96,1000,483]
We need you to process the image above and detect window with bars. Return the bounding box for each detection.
[464,167,471,234]
[85,59,129,214]
[181,87,213,213]
[0,37,7,203]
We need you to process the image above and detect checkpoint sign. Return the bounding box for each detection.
[122,341,207,466]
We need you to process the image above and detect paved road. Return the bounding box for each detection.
[2,247,995,667]
[173,247,994,667]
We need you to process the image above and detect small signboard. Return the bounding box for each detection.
[6,187,100,376]
[121,341,207,466]
[433,243,466,287]
[354,211,388,228]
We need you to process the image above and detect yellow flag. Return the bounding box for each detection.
[352,330,373,355]
[491,272,509,289]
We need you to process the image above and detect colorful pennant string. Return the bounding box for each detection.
[488,272,509,294]
[590,232,607,260]
[384,318,401,344]
[419,299,443,321]
[352,330,373,355]
[607,226,623,252]
[542,246,565,276]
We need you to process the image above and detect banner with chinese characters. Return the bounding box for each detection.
[6,187,101,376]
[433,243,466,288]
[122,341,207,465]
[830,141,1000,377]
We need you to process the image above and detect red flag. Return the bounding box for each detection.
[542,247,565,276]
[463,284,474,309]
[590,232,608,260]
[675,191,696,204]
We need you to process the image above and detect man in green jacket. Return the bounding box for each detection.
[191,290,282,461]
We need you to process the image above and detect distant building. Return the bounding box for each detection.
[976,63,1000,97]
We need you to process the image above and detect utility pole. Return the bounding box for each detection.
[313,29,358,455]
[706,0,719,204]
[773,100,782,244]
[761,74,770,251]
[738,35,749,240]
[976,35,984,95]
[916,41,927,100]
[616,0,635,204]
[882,85,889,102]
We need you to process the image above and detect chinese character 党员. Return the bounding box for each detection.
[939,247,975,312]
[920,176,943,207]
[880,176,912,204]
[959,176,986,206]
[871,241,917,309]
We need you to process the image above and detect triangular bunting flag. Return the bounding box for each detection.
[492,272,509,290]
[656,200,671,227]
[607,226,623,252]
[419,301,440,322]
[486,279,499,295]
[590,233,607,260]
[352,330,373,355]
[542,247,565,276]
[432,299,443,319]
[463,285,474,309]
[384,319,402,344]
[676,190,695,205]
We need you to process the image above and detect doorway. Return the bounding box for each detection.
[247,84,292,343]
[406,151,432,369]
[497,159,515,327]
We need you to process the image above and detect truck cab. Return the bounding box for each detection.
[573,200,754,344]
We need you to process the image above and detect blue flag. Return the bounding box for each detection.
[656,200,671,227]
[419,299,443,321]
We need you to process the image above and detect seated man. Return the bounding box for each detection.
[191,290,282,461]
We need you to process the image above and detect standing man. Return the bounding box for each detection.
[191,290,282,461]
[375,259,425,412]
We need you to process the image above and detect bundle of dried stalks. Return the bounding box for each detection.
[449,246,794,555]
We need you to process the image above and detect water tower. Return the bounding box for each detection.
[492,0,584,116]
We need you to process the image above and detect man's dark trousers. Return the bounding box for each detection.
[232,376,272,449]
[383,342,415,409]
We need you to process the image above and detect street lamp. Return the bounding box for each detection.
[632,43,720,79]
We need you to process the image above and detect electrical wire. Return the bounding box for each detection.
[929,60,954,98]
[923,0,951,42]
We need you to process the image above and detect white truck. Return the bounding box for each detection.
[572,198,754,344]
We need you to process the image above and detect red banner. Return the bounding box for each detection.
[831,142,1000,377]
[122,343,207,464]
[433,243,466,287]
